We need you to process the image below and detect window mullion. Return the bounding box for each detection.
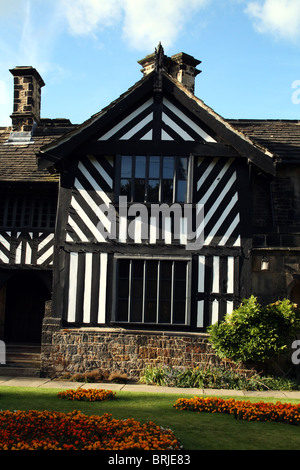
[131,156,135,202]
[187,155,193,204]
[171,261,174,324]
[156,260,160,323]
[159,155,162,203]
[3,196,8,228]
[19,197,25,227]
[46,199,50,228]
[142,260,146,323]
[173,157,177,204]
[128,260,132,322]
[30,196,35,228]
[145,156,149,202]
[185,262,189,325]
[12,196,18,228]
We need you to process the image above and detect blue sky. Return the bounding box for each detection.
[1,0,300,127]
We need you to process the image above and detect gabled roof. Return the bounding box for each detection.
[37,69,276,176]
[0,119,75,183]
[228,119,300,164]
[37,73,154,169]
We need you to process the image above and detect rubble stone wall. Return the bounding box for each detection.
[41,325,230,379]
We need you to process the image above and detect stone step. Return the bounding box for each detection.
[0,366,41,377]
[6,353,41,365]
[0,343,41,377]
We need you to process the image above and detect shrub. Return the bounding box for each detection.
[139,365,167,386]
[208,296,300,364]
[139,364,299,391]
[108,372,128,383]
[69,369,109,383]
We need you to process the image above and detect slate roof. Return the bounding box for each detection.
[229,119,300,163]
[0,118,76,183]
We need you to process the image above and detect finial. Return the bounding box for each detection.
[155,42,164,72]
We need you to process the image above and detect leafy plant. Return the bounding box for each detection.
[138,364,299,391]
[139,365,167,386]
[208,296,300,364]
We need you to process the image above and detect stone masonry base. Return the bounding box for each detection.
[41,326,235,380]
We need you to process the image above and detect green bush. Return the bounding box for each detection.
[208,296,300,364]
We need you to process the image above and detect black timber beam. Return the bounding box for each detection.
[75,141,240,157]
[60,242,243,257]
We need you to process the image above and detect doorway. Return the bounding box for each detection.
[3,271,52,344]
[290,281,300,306]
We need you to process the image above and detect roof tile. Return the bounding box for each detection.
[0,119,75,182]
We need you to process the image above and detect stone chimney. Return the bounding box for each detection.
[9,66,45,139]
[138,49,201,94]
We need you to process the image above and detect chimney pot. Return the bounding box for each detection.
[138,48,201,94]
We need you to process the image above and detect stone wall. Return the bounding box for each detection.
[41,326,232,379]
[252,250,300,305]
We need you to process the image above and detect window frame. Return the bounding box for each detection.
[0,190,57,231]
[112,255,192,326]
[115,155,192,204]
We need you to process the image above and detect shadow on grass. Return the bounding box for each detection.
[1,386,300,450]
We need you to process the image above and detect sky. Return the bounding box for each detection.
[1,0,300,127]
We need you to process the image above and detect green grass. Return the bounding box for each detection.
[1,386,300,450]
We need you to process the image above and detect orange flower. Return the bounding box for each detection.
[174,396,300,425]
[57,388,116,402]
[0,410,181,450]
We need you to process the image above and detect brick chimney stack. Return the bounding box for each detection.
[9,66,45,135]
[138,50,201,94]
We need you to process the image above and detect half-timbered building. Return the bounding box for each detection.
[1,45,300,377]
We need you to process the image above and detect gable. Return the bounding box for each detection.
[97,96,217,143]
[38,71,275,175]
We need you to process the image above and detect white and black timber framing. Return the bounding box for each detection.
[39,45,275,331]
[0,183,57,269]
[0,231,54,266]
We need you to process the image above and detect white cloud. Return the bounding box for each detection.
[60,0,123,37]
[18,1,65,74]
[121,0,210,50]
[60,0,210,50]
[0,0,67,127]
[0,0,26,16]
[245,0,300,41]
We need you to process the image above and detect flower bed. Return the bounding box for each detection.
[58,388,116,401]
[174,397,300,425]
[0,410,181,450]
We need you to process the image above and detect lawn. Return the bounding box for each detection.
[1,386,300,450]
